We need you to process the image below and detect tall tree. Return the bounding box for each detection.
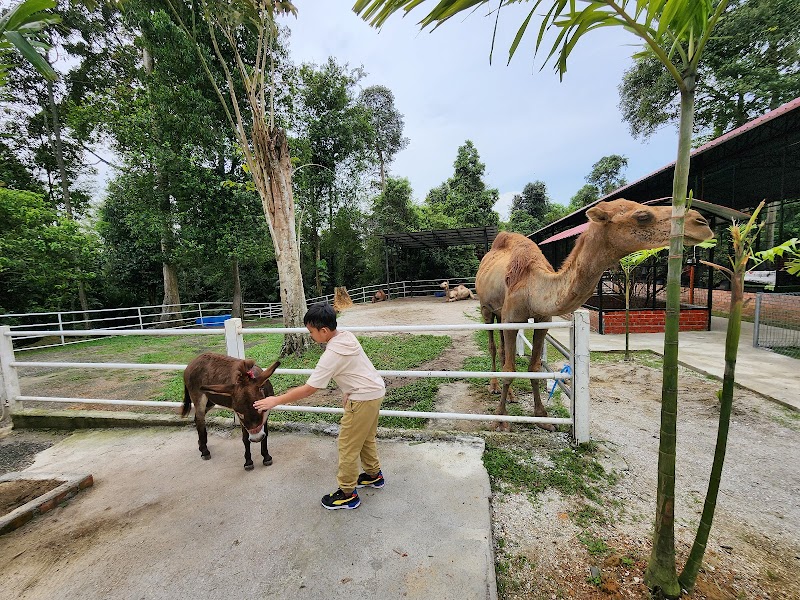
[619,0,800,140]
[293,57,371,295]
[444,140,499,228]
[358,84,408,191]
[352,1,731,596]
[586,154,628,195]
[163,0,310,355]
[508,180,551,234]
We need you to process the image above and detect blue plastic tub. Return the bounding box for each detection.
[434,291,446,297]
[195,314,232,327]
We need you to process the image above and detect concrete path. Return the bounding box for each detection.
[549,315,800,412]
[0,427,496,600]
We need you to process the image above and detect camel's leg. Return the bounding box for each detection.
[529,327,556,432]
[496,328,519,432]
[482,306,500,394]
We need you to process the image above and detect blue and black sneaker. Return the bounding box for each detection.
[356,471,385,489]
[321,488,360,510]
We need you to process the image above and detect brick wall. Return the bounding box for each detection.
[589,308,709,334]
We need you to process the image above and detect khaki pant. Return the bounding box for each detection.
[337,397,382,494]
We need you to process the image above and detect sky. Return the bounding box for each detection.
[284,1,681,221]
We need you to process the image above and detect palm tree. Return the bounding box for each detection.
[618,247,665,360]
[0,0,59,86]
[352,1,729,596]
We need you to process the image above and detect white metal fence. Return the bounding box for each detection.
[0,311,591,443]
[0,278,477,352]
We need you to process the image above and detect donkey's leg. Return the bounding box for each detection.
[261,421,272,466]
[195,411,210,460]
[241,427,254,471]
[196,396,214,459]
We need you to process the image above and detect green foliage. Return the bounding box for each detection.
[0,187,100,313]
[620,0,800,140]
[755,238,800,277]
[0,0,59,85]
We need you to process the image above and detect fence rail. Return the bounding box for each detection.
[0,278,477,351]
[0,313,591,443]
[753,292,800,359]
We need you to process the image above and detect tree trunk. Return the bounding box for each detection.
[315,230,322,296]
[678,273,741,591]
[377,146,386,192]
[160,259,181,326]
[47,77,90,318]
[253,126,308,356]
[645,78,696,600]
[624,277,631,361]
[231,256,243,319]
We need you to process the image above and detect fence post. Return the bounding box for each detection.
[572,310,591,444]
[753,292,762,348]
[0,326,21,416]
[198,302,204,324]
[224,318,245,359]
[57,312,65,346]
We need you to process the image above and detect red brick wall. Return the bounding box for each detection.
[588,308,709,334]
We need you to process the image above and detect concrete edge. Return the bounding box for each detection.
[0,472,94,536]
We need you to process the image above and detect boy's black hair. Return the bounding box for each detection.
[303,302,337,330]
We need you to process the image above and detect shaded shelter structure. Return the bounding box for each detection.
[381,226,498,291]
[530,97,800,332]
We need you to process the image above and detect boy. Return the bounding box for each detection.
[254,303,385,510]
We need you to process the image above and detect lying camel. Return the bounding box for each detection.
[372,290,388,303]
[439,280,475,302]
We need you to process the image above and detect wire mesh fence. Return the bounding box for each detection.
[753,292,800,359]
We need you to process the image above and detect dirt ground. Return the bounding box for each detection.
[2,296,799,599]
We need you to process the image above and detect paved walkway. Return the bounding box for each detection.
[0,426,496,600]
[549,315,800,412]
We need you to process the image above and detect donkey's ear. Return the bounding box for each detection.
[201,384,234,397]
[240,359,256,374]
[256,361,280,384]
[586,202,612,223]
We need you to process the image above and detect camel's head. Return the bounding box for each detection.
[439,281,449,289]
[586,199,713,258]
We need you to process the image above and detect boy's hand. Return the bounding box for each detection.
[254,396,278,413]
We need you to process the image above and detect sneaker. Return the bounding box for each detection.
[321,488,360,510]
[356,471,385,489]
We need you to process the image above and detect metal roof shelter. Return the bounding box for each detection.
[383,226,498,251]
[381,226,499,287]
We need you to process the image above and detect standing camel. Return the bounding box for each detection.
[475,199,714,429]
[439,280,475,302]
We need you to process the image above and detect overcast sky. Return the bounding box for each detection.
[286,1,681,220]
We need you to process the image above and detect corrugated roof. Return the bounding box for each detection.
[383,226,498,250]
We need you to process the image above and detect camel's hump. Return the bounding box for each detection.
[491,231,539,252]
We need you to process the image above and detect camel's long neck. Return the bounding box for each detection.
[534,230,617,316]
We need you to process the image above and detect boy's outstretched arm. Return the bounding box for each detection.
[254,384,319,412]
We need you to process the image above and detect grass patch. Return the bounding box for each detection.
[482,443,615,503]
[379,378,444,428]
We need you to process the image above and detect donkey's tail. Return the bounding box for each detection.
[180,386,192,417]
